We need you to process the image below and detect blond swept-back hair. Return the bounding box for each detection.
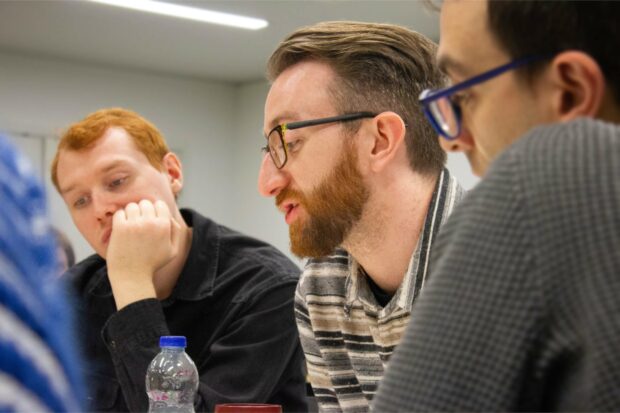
[51,108,170,191]
[267,21,446,175]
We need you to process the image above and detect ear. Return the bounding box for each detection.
[162,152,183,195]
[365,111,407,173]
[548,51,605,120]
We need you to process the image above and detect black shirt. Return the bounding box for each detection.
[366,273,393,308]
[69,209,308,412]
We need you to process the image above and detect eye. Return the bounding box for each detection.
[286,139,302,153]
[450,91,471,107]
[108,176,127,189]
[73,195,90,209]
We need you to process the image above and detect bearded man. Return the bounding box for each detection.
[257,21,463,413]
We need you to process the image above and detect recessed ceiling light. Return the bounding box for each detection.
[86,0,268,30]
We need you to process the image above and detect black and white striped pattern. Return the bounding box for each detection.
[295,169,463,413]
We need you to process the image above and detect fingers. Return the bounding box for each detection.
[125,202,141,220]
[139,199,156,219]
[117,200,165,221]
[106,199,179,276]
[154,200,180,252]
[113,207,126,227]
[153,200,170,219]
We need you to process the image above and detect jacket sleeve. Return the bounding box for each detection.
[102,298,169,412]
[190,279,307,413]
[103,281,308,413]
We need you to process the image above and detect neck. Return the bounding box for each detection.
[597,93,620,124]
[342,170,438,294]
[152,216,193,299]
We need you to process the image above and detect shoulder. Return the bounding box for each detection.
[430,145,531,279]
[66,254,107,294]
[190,212,301,301]
[484,118,620,230]
[184,208,300,282]
[218,224,300,280]
[496,118,619,183]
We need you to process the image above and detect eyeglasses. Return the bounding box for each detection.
[262,112,377,169]
[419,54,552,140]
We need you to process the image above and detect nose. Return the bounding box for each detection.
[258,153,288,197]
[92,191,118,222]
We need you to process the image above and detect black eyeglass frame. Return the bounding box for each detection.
[262,111,377,169]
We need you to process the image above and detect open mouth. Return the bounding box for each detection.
[280,201,300,225]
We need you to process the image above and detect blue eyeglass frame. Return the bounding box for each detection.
[419,54,553,140]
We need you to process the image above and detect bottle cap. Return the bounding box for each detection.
[159,335,187,348]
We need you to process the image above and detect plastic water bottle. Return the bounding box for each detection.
[146,336,199,413]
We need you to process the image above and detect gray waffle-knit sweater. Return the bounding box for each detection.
[296,169,463,413]
[373,118,620,412]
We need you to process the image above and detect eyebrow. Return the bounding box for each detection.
[264,111,301,135]
[60,160,131,195]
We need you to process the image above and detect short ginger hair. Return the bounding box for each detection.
[51,108,170,191]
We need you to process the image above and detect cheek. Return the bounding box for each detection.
[298,159,335,193]
[70,215,95,243]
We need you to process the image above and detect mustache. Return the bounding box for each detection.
[275,187,306,208]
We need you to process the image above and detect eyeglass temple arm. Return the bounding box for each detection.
[420,54,550,103]
[286,112,377,130]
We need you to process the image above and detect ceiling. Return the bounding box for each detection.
[0,0,440,83]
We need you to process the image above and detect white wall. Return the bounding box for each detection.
[2,50,477,266]
[232,81,300,265]
[1,50,237,261]
[446,153,479,190]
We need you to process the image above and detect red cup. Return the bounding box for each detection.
[214,404,282,413]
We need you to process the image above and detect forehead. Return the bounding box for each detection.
[265,60,338,128]
[64,127,142,160]
[56,127,149,188]
[438,0,508,78]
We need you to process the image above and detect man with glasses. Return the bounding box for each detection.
[374,1,620,411]
[258,21,463,412]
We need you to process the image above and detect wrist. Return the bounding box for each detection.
[108,273,157,310]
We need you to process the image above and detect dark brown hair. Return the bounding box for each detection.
[487,1,620,104]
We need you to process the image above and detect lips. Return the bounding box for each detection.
[279,201,300,225]
[285,205,297,224]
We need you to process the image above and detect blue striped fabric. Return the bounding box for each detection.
[0,135,83,412]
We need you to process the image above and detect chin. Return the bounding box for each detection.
[95,246,107,259]
[470,159,487,177]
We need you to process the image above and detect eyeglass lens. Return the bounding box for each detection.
[267,128,285,168]
[429,97,460,138]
